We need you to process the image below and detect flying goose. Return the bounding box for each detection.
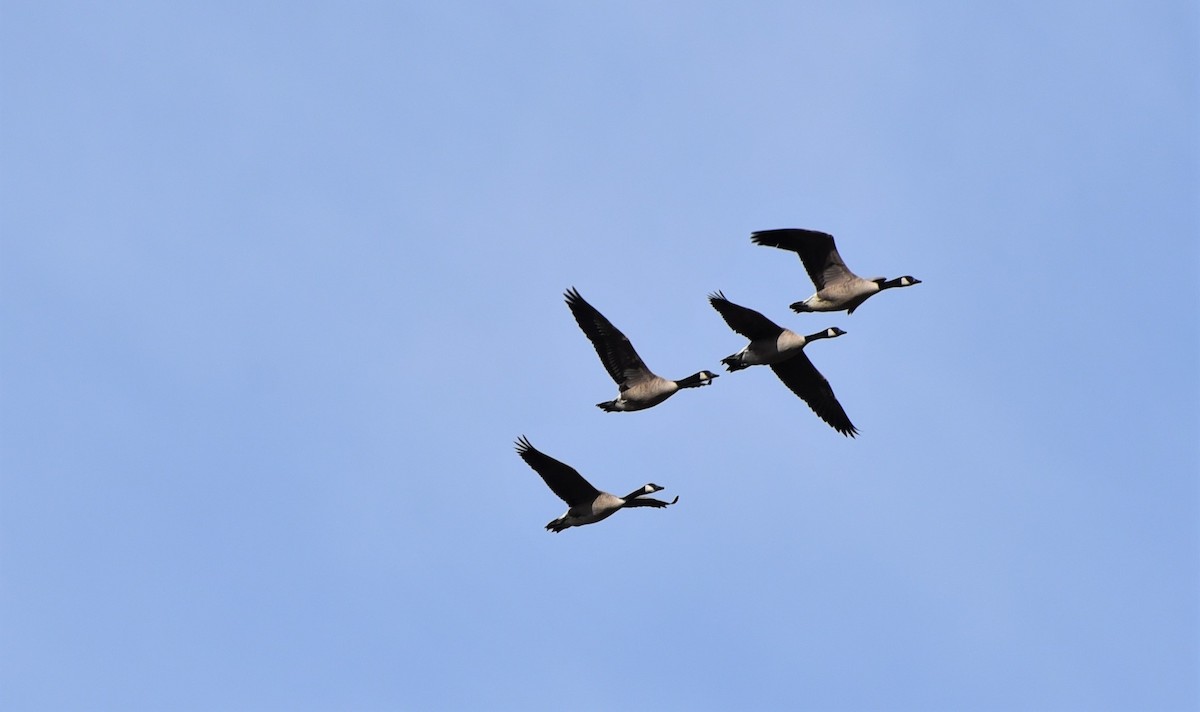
[515,436,679,533]
[708,291,858,437]
[750,228,921,314]
[565,287,717,412]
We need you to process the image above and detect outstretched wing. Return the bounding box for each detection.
[751,229,858,290]
[623,495,679,508]
[515,436,601,506]
[565,287,652,387]
[707,291,784,340]
[769,354,858,437]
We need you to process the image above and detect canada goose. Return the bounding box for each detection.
[751,228,921,314]
[514,436,679,532]
[565,287,718,412]
[708,291,858,437]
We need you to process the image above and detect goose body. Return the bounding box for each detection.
[515,436,678,532]
[565,287,717,412]
[751,228,921,314]
[708,291,858,437]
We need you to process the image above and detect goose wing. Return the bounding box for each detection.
[565,288,652,387]
[751,229,859,290]
[707,291,784,340]
[769,354,858,437]
[515,436,602,506]
[624,495,679,508]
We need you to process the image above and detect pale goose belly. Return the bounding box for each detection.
[813,279,879,310]
[741,330,809,366]
[566,493,626,525]
[614,378,680,410]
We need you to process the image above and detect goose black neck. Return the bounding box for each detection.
[880,276,918,289]
[676,371,714,388]
[622,487,650,501]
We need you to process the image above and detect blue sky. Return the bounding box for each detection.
[2,2,1197,710]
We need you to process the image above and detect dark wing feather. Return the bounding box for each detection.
[707,291,784,340]
[768,354,858,437]
[565,288,650,386]
[515,436,601,505]
[750,229,856,290]
[623,495,679,508]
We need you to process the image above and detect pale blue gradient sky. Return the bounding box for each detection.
[2,3,1197,711]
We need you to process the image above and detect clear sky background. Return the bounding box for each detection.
[2,3,1197,711]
